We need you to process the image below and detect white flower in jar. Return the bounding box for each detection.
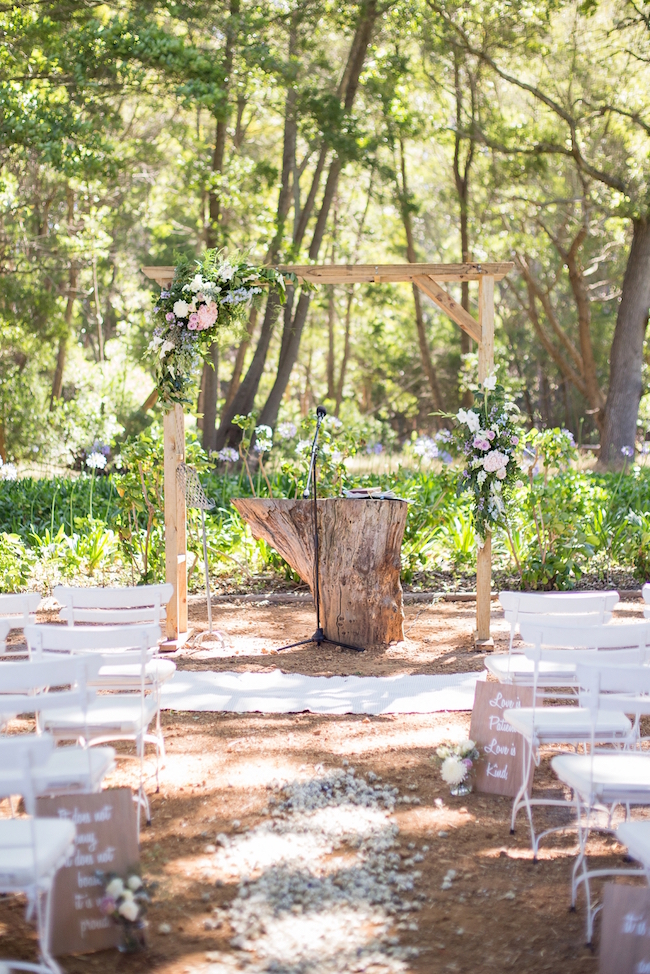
[118,899,139,922]
[105,878,124,898]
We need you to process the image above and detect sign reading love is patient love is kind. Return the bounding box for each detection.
[599,884,650,974]
[469,681,534,798]
[36,788,138,956]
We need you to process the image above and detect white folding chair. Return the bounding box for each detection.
[0,734,76,974]
[0,594,42,657]
[52,583,176,693]
[0,655,115,796]
[25,624,163,828]
[504,620,650,856]
[54,583,172,626]
[488,590,619,684]
[552,662,650,942]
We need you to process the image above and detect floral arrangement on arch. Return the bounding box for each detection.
[454,375,521,539]
[148,250,293,406]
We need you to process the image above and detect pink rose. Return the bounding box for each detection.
[188,313,199,330]
[486,430,496,440]
[473,436,490,451]
[511,436,519,445]
[197,301,218,330]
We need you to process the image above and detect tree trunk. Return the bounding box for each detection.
[397,138,443,415]
[327,285,336,401]
[599,218,650,468]
[206,0,239,247]
[50,261,76,409]
[201,343,220,452]
[335,289,353,416]
[233,496,407,648]
[256,1,378,432]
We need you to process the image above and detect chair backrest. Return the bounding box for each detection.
[0,619,11,655]
[0,592,42,625]
[54,584,172,626]
[500,591,620,617]
[519,619,650,652]
[577,663,650,718]
[0,733,55,810]
[0,654,99,715]
[25,623,161,658]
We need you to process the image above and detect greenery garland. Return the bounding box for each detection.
[148,250,294,406]
[453,376,522,540]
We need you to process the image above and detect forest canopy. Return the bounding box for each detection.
[2,0,650,471]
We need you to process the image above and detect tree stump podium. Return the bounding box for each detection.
[232,497,408,648]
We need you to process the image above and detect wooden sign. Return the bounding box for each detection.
[36,788,138,956]
[600,884,650,974]
[469,681,534,797]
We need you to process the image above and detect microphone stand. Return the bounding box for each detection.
[275,406,364,654]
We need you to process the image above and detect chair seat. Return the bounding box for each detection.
[41,695,158,738]
[485,655,576,683]
[552,752,650,802]
[0,745,115,795]
[506,707,632,743]
[616,821,650,865]
[93,658,176,689]
[0,818,75,887]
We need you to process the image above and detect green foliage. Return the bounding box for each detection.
[0,533,34,592]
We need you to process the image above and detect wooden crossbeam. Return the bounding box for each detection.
[141,261,513,289]
[278,262,512,283]
[413,276,482,344]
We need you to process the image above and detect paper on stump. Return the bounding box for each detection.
[160,668,486,715]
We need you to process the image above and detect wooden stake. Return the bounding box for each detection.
[163,405,188,641]
[476,276,495,645]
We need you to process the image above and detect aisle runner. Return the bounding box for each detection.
[160,668,485,715]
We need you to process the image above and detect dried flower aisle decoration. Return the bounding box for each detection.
[98,870,154,952]
[453,374,522,540]
[148,250,294,405]
[434,740,480,797]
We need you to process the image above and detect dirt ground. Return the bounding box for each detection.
[2,597,648,973]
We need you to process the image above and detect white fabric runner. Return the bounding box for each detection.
[160,668,485,715]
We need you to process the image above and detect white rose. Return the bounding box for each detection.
[118,899,139,922]
[121,889,134,901]
[496,467,507,480]
[173,300,190,318]
[127,875,142,891]
[105,878,124,898]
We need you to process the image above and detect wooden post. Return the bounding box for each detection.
[163,404,188,643]
[476,276,495,646]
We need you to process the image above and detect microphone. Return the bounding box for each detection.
[316,405,327,419]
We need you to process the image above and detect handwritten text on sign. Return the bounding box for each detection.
[37,788,138,956]
[469,682,534,797]
[599,884,650,974]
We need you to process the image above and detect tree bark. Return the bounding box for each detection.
[599,218,650,467]
[233,496,407,648]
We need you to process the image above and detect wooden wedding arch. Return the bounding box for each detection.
[142,261,513,647]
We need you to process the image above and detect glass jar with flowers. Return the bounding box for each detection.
[435,740,481,796]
